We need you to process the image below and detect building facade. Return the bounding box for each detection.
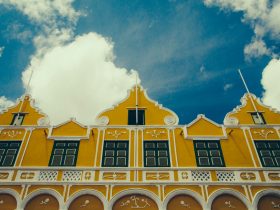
[0,85,279,210]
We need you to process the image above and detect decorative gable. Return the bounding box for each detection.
[224,93,280,125]
[0,95,48,126]
[183,114,226,139]
[96,85,179,125]
[48,118,89,140]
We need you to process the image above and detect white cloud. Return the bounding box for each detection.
[261,58,280,111]
[204,0,280,58]
[0,0,79,25]
[22,33,139,124]
[3,22,32,43]
[244,37,271,60]
[0,46,4,57]
[223,83,233,91]
[0,96,14,111]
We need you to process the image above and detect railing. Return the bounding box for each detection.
[0,167,279,184]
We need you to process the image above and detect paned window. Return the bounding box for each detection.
[251,112,266,124]
[102,141,129,167]
[0,141,21,166]
[194,140,225,167]
[255,141,280,167]
[49,141,79,166]
[128,109,145,125]
[144,141,170,167]
[11,113,25,126]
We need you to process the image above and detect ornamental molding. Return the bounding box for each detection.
[253,129,274,139]
[106,130,127,139]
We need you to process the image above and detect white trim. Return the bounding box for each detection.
[206,188,252,210]
[0,188,21,210]
[247,128,262,167]
[252,188,280,210]
[20,188,63,210]
[65,189,108,209]
[172,129,178,167]
[108,188,162,210]
[162,188,206,210]
[242,128,257,167]
[18,128,33,166]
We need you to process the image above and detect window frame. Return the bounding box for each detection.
[143,140,170,167]
[102,140,129,167]
[0,141,22,167]
[251,112,266,124]
[194,140,225,167]
[11,113,26,126]
[128,109,145,125]
[49,141,80,167]
[254,140,280,167]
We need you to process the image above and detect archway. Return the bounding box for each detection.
[69,194,104,210]
[167,194,203,210]
[211,194,248,210]
[113,194,158,210]
[0,193,17,210]
[257,193,280,210]
[24,193,59,210]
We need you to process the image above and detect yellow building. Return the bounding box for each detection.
[0,85,279,210]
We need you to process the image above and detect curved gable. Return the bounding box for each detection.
[0,95,48,126]
[224,93,280,125]
[96,85,179,125]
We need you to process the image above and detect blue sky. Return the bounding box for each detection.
[0,0,279,124]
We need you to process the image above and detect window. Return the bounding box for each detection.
[128,109,145,125]
[255,141,280,167]
[194,140,225,167]
[251,112,266,124]
[0,141,21,166]
[144,141,170,167]
[102,141,129,167]
[49,141,79,166]
[11,113,25,126]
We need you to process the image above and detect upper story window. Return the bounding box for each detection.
[144,141,170,167]
[194,140,225,167]
[251,112,266,124]
[11,113,25,126]
[128,109,145,125]
[0,141,21,167]
[102,141,129,167]
[255,141,280,167]
[49,141,79,166]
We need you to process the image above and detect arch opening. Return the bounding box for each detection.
[257,193,280,210]
[211,193,248,210]
[0,193,17,210]
[24,193,59,210]
[68,194,104,210]
[112,194,158,210]
[167,194,203,210]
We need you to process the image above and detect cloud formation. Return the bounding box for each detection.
[204,0,280,59]
[261,58,280,111]
[0,96,14,111]
[0,0,79,25]
[0,0,140,125]
[23,33,138,124]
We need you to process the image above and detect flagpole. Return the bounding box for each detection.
[16,69,34,121]
[238,69,261,120]
[135,73,138,125]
